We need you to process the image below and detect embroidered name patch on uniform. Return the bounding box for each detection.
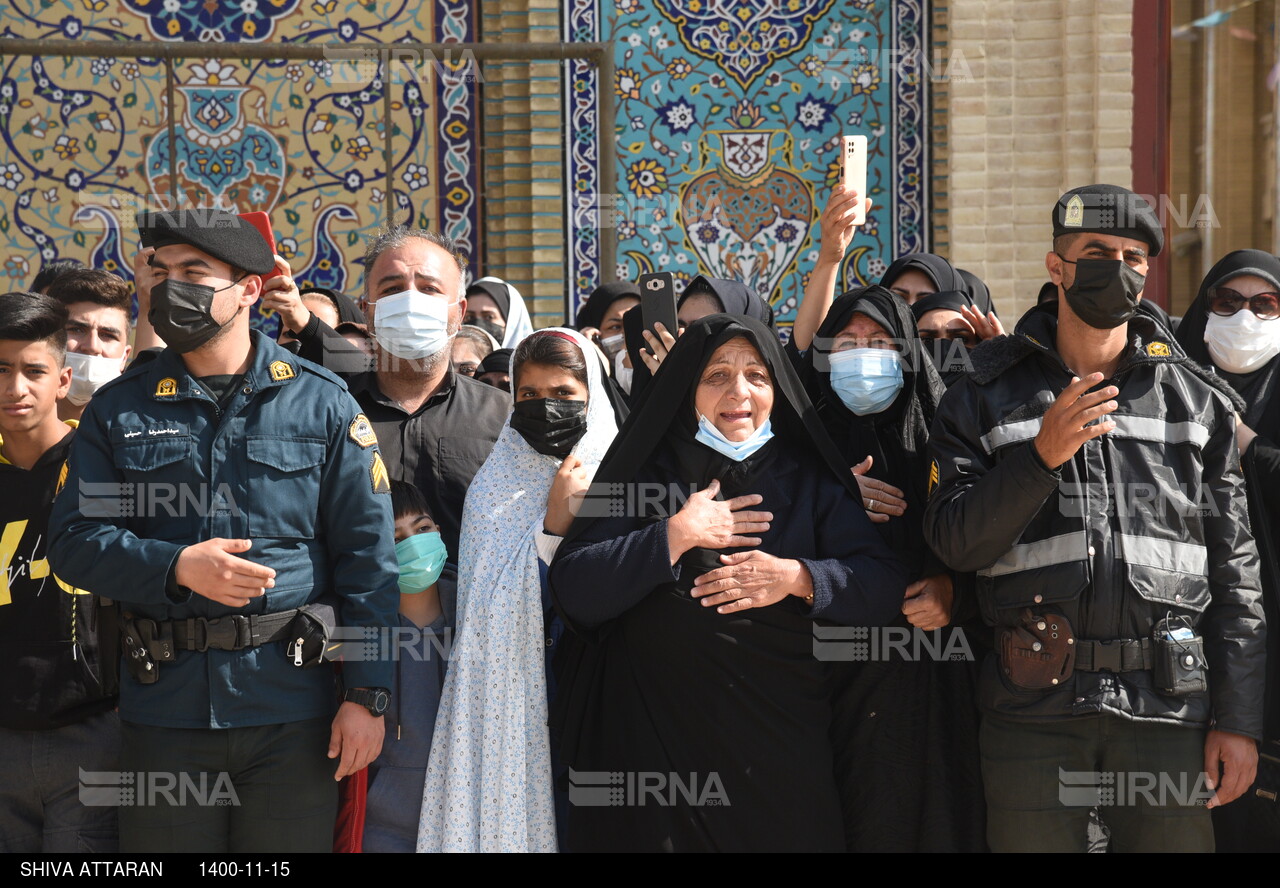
[155,377,178,397]
[348,414,377,449]
[1147,342,1171,357]
[370,451,390,494]
[928,459,940,497]
[269,360,295,381]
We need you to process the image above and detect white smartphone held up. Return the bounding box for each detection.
[840,135,868,225]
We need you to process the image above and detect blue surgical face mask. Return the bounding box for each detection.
[395,531,447,595]
[829,347,904,416]
[694,413,774,462]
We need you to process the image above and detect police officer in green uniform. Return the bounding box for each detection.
[49,209,398,853]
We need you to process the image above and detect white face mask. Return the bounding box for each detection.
[613,347,633,395]
[63,351,124,406]
[1204,310,1280,374]
[372,290,457,360]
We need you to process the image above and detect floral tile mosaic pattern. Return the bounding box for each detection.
[0,0,478,335]
[0,0,924,332]
[589,0,928,329]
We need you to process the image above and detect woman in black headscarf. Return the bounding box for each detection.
[910,289,979,387]
[675,274,775,328]
[574,282,641,422]
[574,281,641,335]
[957,267,997,317]
[476,347,513,392]
[796,285,986,852]
[879,252,965,304]
[620,274,775,405]
[1175,249,1280,852]
[548,314,906,852]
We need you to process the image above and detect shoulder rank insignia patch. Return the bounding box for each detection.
[370,451,390,495]
[348,414,378,449]
[155,377,178,397]
[269,360,295,381]
[1146,341,1171,357]
[1063,194,1085,228]
[928,459,940,497]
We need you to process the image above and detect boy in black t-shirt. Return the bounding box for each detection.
[0,291,119,851]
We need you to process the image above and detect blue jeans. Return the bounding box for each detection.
[0,710,121,852]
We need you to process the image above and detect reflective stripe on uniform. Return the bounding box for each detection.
[1108,415,1209,448]
[980,414,1209,455]
[977,531,1087,578]
[1115,533,1208,574]
[980,417,1043,454]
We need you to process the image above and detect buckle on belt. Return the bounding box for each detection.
[183,616,251,652]
[1090,640,1124,673]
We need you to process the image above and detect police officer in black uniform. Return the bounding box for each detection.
[924,185,1266,852]
[49,209,399,853]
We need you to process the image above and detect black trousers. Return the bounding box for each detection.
[981,713,1214,852]
[119,717,337,853]
[1211,738,1280,852]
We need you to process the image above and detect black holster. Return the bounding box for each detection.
[286,603,336,668]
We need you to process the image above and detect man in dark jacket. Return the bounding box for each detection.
[923,185,1266,852]
[0,292,118,851]
[268,228,509,557]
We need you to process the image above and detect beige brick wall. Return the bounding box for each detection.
[480,1,566,327]
[939,0,1134,319]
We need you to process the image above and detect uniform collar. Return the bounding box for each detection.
[970,302,1186,385]
[145,331,302,403]
[1015,302,1185,370]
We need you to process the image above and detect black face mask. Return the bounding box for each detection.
[467,317,505,343]
[1059,257,1146,330]
[921,336,974,378]
[149,278,240,353]
[509,398,587,458]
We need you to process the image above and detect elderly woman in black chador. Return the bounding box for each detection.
[548,314,905,852]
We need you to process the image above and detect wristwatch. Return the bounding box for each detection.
[344,687,391,717]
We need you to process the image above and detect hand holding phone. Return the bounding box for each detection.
[637,272,678,342]
[839,136,868,226]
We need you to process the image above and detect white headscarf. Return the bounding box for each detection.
[473,275,535,350]
[417,327,617,852]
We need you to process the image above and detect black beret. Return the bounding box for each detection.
[136,209,275,275]
[1052,184,1163,257]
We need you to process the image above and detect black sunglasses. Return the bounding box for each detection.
[1208,287,1280,320]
